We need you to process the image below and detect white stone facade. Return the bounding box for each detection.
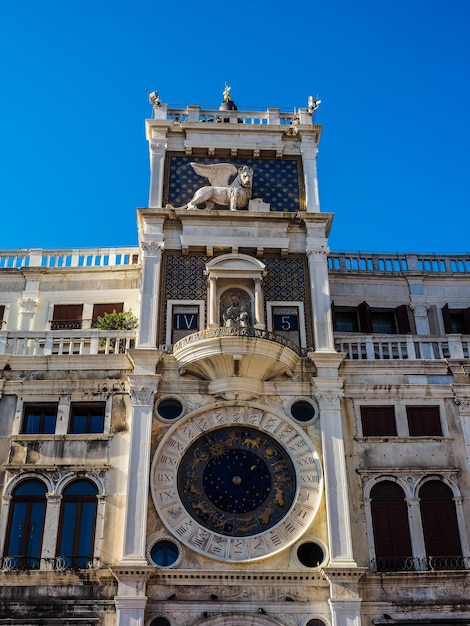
[0,98,469,626]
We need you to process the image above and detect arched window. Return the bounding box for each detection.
[419,481,462,570]
[3,479,47,570]
[56,480,98,570]
[370,481,413,571]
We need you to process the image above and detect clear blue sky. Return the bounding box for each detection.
[1,0,469,254]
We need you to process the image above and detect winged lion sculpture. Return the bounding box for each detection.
[167,162,253,211]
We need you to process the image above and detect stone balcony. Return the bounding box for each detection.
[172,327,301,384]
[334,333,470,361]
[0,330,136,356]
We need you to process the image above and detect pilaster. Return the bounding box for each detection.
[301,135,321,212]
[148,129,169,208]
[306,243,334,351]
[121,362,161,565]
[310,352,356,567]
[138,238,164,348]
[322,568,366,626]
[112,567,154,626]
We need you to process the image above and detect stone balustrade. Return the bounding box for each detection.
[160,105,314,126]
[335,333,470,360]
[0,247,140,269]
[328,252,470,274]
[0,330,136,356]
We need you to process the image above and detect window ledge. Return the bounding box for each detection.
[10,433,112,441]
[355,436,452,443]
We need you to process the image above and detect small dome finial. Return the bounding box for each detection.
[219,83,237,112]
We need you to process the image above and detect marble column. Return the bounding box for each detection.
[254,277,265,328]
[41,494,62,566]
[405,497,427,569]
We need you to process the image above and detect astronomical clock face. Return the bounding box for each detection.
[151,404,322,562]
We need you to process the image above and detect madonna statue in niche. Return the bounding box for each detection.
[221,290,252,328]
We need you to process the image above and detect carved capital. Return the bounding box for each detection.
[141,241,164,257]
[306,244,330,257]
[18,298,38,314]
[149,142,167,156]
[315,389,344,409]
[129,385,156,406]
[454,396,470,413]
[128,375,159,406]
[409,303,429,317]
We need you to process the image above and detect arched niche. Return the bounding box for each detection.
[193,613,285,626]
[205,254,266,329]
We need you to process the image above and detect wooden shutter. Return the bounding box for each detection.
[371,482,412,559]
[361,406,397,436]
[358,301,373,333]
[52,304,83,329]
[427,305,440,336]
[396,305,412,334]
[406,406,442,436]
[419,481,462,557]
[463,307,470,334]
[92,302,124,322]
[52,304,83,321]
[441,304,452,333]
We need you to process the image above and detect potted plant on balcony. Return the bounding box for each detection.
[95,310,138,352]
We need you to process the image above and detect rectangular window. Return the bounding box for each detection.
[334,309,359,332]
[51,304,83,330]
[360,406,397,437]
[69,403,105,434]
[0,305,5,327]
[22,404,58,434]
[171,305,200,343]
[406,406,442,436]
[92,302,124,327]
[267,302,306,348]
[272,306,300,346]
[371,311,397,334]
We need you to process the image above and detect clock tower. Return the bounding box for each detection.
[113,90,363,626]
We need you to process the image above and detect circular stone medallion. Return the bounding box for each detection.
[151,403,322,562]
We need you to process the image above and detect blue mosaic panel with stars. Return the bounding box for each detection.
[166,156,302,212]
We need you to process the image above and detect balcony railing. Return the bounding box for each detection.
[0,247,140,270]
[335,334,470,361]
[370,555,470,573]
[0,555,100,572]
[328,252,470,274]
[0,330,136,356]
[173,326,305,356]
